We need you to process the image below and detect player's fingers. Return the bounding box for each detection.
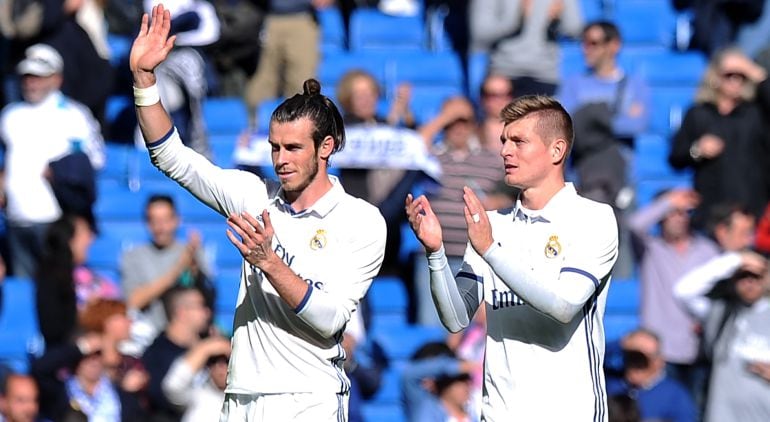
[227,215,255,244]
[260,209,275,237]
[138,13,149,36]
[241,211,263,230]
[463,186,483,210]
[418,195,436,217]
[225,228,250,256]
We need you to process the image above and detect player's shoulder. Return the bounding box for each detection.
[341,193,386,226]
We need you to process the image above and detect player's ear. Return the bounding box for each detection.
[318,135,334,161]
[550,138,567,164]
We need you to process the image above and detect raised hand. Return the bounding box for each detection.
[405,193,443,253]
[463,186,494,255]
[130,4,176,78]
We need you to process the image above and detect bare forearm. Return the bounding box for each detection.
[260,257,310,310]
[127,266,181,309]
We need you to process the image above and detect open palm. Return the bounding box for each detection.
[130,4,176,74]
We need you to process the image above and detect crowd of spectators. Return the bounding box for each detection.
[0,1,769,421]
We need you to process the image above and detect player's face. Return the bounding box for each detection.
[500,115,555,189]
[1,378,39,422]
[270,118,324,199]
[146,202,179,248]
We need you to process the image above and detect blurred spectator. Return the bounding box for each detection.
[120,194,213,346]
[35,214,121,349]
[244,0,331,124]
[342,306,385,422]
[707,202,757,253]
[0,43,104,279]
[757,203,770,254]
[336,69,419,275]
[31,299,148,421]
[401,341,476,422]
[446,306,485,417]
[607,329,697,422]
[161,335,230,422]
[626,189,719,403]
[336,69,416,128]
[469,0,583,97]
[415,96,513,326]
[673,0,766,56]
[558,20,650,210]
[141,286,211,422]
[0,374,45,422]
[477,73,513,152]
[142,0,221,157]
[668,48,770,230]
[675,249,770,422]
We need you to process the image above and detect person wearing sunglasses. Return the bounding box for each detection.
[668,47,770,231]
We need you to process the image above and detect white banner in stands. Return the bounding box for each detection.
[234,124,441,180]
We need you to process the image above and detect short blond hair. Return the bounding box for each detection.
[500,95,574,160]
[335,69,380,114]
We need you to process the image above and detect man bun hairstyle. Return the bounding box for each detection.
[272,78,346,157]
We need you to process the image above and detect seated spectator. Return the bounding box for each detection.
[607,393,641,422]
[161,335,230,422]
[35,214,121,349]
[668,48,770,230]
[141,286,211,422]
[607,329,696,422]
[31,299,148,421]
[401,341,477,422]
[121,194,213,347]
[675,248,770,421]
[0,373,46,422]
[626,189,719,404]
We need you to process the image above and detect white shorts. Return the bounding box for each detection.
[219,392,349,422]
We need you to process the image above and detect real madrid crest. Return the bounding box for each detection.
[544,235,561,259]
[310,229,327,250]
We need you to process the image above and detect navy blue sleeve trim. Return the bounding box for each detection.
[561,267,599,288]
[457,271,483,283]
[146,126,176,149]
[294,284,314,313]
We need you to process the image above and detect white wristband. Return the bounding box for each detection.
[133,84,161,107]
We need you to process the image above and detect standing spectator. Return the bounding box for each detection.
[141,286,211,422]
[558,20,650,209]
[675,250,770,422]
[626,189,719,403]
[120,194,212,346]
[35,214,122,349]
[673,0,766,56]
[470,0,583,97]
[0,374,44,422]
[477,74,514,152]
[0,44,104,279]
[668,48,770,229]
[414,96,513,326]
[608,329,697,422]
[244,0,333,124]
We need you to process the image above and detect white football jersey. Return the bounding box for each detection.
[149,129,386,394]
[459,184,617,422]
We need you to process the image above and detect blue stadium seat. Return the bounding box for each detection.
[107,34,132,67]
[318,52,389,95]
[100,143,137,183]
[635,177,692,208]
[0,277,42,373]
[368,276,408,328]
[603,313,640,342]
[95,189,152,221]
[372,324,447,362]
[361,402,406,422]
[410,85,463,124]
[580,0,605,21]
[633,133,675,181]
[467,51,489,103]
[173,191,222,223]
[612,0,676,49]
[606,277,640,314]
[255,97,285,135]
[560,42,586,79]
[349,9,425,51]
[648,86,695,136]
[203,97,249,136]
[318,6,346,53]
[635,51,707,86]
[214,268,242,313]
[105,95,131,130]
[368,367,403,404]
[87,233,139,273]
